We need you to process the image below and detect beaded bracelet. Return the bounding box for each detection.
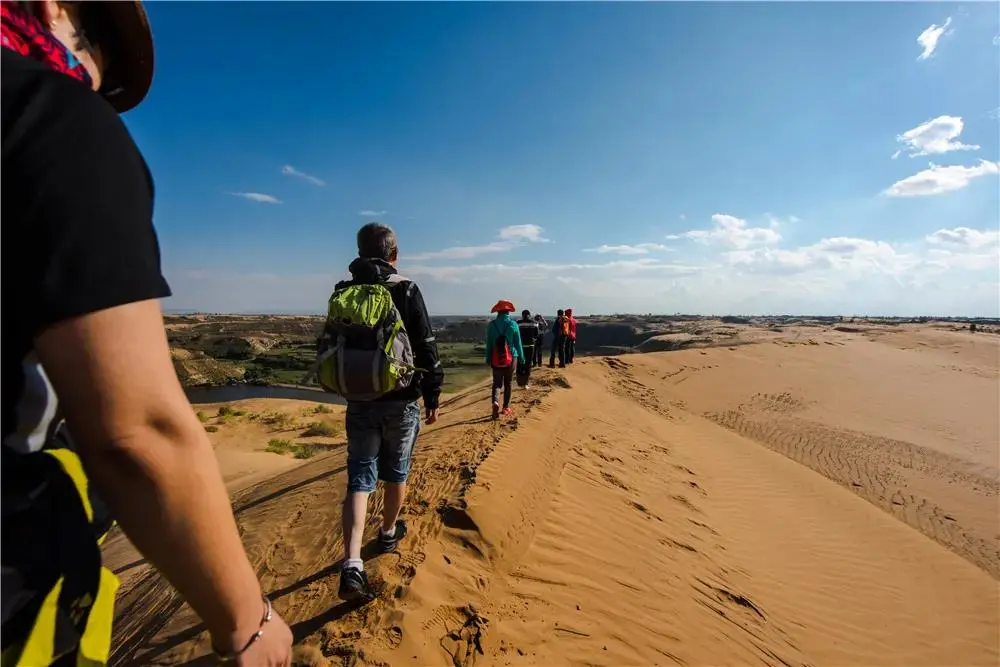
[213,596,273,663]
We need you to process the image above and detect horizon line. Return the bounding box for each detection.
[162,309,999,321]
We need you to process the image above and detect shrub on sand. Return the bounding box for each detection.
[301,421,339,437]
[266,439,293,454]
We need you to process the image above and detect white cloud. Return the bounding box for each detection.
[404,257,703,286]
[725,237,915,278]
[666,214,782,249]
[166,226,1000,316]
[408,224,551,261]
[894,116,980,158]
[923,248,999,271]
[584,243,673,255]
[882,160,1000,197]
[227,191,281,204]
[407,240,512,261]
[917,17,952,60]
[280,164,326,187]
[498,224,551,243]
[926,227,1000,249]
[358,209,388,217]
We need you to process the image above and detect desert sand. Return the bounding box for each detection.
[103,323,999,666]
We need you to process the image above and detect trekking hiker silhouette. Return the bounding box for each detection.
[486,300,525,419]
[516,310,541,388]
[550,309,568,368]
[2,2,293,664]
[533,314,547,367]
[565,308,578,364]
[310,222,444,602]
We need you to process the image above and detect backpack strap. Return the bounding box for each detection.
[384,273,416,297]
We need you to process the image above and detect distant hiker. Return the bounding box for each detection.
[317,222,444,603]
[550,309,568,368]
[1,2,293,665]
[533,314,548,367]
[486,300,526,419]
[516,310,541,388]
[565,308,578,364]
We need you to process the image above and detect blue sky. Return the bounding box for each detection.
[126,2,1000,316]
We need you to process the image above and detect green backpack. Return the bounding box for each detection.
[306,274,417,401]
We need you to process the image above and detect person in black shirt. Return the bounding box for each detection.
[516,310,541,387]
[2,2,292,665]
[549,309,567,368]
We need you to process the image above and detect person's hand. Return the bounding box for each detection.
[217,606,293,667]
[425,407,439,425]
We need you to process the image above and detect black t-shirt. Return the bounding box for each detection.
[1,49,171,455]
[1,48,172,655]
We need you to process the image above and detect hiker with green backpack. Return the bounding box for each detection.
[485,300,526,419]
[311,222,444,602]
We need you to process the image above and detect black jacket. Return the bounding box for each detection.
[334,258,444,409]
[517,318,540,347]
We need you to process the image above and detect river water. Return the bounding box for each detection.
[185,384,346,406]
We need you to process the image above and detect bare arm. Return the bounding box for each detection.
[36,299,264,651]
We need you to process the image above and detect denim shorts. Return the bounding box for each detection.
[345,399,421,493]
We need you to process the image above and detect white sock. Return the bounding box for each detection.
[344,558,364,572]
[381,523,396,538]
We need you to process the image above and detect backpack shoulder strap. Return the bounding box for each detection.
[383,273,416,297]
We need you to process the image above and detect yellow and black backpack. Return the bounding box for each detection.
[2,422,119,667]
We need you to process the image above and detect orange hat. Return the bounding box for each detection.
[490,299,515,313]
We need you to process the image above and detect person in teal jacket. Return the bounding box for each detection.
[485,300,525,419]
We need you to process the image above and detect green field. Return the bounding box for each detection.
[242,341,490,392]
[438,342,491,392]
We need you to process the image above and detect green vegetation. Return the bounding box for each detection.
[255,411,298,430]
[266,438,326,459]
[195,410,209,422]
[205,425,218,433]
[438,341,491,392]
[313,404,333,414]
[217,405,246,418]
[266,438,293,454]
[301,420,340,437]
[242,344,316,385]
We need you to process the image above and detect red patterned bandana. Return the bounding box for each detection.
[1,0,93,86]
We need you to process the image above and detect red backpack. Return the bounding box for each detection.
[489,321,513,368]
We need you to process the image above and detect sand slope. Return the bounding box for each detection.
[106,326,1000,666]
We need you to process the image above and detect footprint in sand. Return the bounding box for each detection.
[671,494,702,513]
[660,536,698,553]
[627,500,664,521]
[601,471,631,490]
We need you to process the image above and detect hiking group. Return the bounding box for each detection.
[483,303,577,419]
[0,2,576,665]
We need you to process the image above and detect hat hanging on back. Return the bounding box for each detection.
[85,1,155,112]
[490,300,515,314]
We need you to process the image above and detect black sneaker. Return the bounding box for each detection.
[376,519,408,554]
[338,567,374,602]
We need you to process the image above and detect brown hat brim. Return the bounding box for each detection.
[89,1,154,113]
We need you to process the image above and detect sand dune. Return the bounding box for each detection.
[105,325,999,666]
